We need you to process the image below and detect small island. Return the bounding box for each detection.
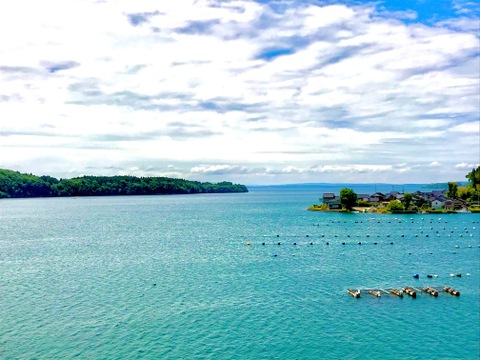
[308,167,480,214]
[0,169,248,198]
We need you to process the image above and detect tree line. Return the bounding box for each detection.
[0,169,248,198]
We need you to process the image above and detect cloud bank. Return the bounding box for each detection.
[0,0,478,184]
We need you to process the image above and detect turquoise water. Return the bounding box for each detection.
[1,187,479,359]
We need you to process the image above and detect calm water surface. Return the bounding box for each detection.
[1,186,479,359]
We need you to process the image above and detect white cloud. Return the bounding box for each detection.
[450,122,480,133]
[0,0,478,184]
[455,162,479,170]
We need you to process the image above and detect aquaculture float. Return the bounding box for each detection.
[423,286,439,297]
[443,286,460,296]
[348,289,361,298]
[389,289,403,298]
[402,287,417,298]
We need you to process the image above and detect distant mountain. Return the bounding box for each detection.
[421,182,468,190]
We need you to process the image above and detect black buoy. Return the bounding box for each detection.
[277,242,281,245]
[262,242,265,245]
[326,242,329,245]
[374,242,377,245]
[153,283,156,286]
[358,242,362,245]
[342,242,345,245]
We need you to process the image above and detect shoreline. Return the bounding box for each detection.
[307,206,478,214]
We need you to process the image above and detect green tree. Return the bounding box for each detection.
[387,200,405,213]
[340,188,357,210]
[447,182,458,199]
[458,186,475,201]
[466,166,480,191]
[402,193,413,209]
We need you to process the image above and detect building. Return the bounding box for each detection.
[322,193,335,202]
[322,193,342,210]
[431,199,444,209]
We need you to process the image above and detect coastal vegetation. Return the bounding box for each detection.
[0,169,248,198]
[308,166,480,214]
[340,188,357,210]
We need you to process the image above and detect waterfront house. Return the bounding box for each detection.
[444,199,467,211]
[357,194,370,201]
[327,199,342,210]
[372,192,386,201]
[431,199,445,209]
[385,191,401,201]
[322,193,343,209]
[322,193,335,202]
[368,196,380,203]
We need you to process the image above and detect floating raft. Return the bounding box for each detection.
[402,287,416,298]
[348,289,361,298]
[369,290,381,297]
[443,286,460,296]
[423,286,439,297]
[389,288,403,298]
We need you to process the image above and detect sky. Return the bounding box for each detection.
[0,0,479,185]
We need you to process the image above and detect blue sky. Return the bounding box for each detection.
[0,0,478,184]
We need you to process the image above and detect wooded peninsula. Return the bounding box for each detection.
[0,169,248,198]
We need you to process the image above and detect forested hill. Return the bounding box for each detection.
[0,169,248,198]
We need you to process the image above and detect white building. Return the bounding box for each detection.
[431,199,444,209]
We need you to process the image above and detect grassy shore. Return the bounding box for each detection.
[307,205,475,214]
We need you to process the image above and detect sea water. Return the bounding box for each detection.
[1,186,479,359]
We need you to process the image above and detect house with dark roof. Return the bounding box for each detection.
[322,193,342,209]
[357,194,370,201]
[322,193,335,202]
[372,192,386,201]
[385,191,401,201]
[326,198,342,209]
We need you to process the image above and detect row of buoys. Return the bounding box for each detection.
[247,241,401,246]
[416,273,467,278]
[252,232,476,239]
[318,219,478,225]
[247,241,478,247]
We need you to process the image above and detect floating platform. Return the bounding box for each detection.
[369,290,381,297]
[443,286,460,296]
[423,286,439,297]
[389,289,403,298]
[348,289,361,298]
[402,287,417,298]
